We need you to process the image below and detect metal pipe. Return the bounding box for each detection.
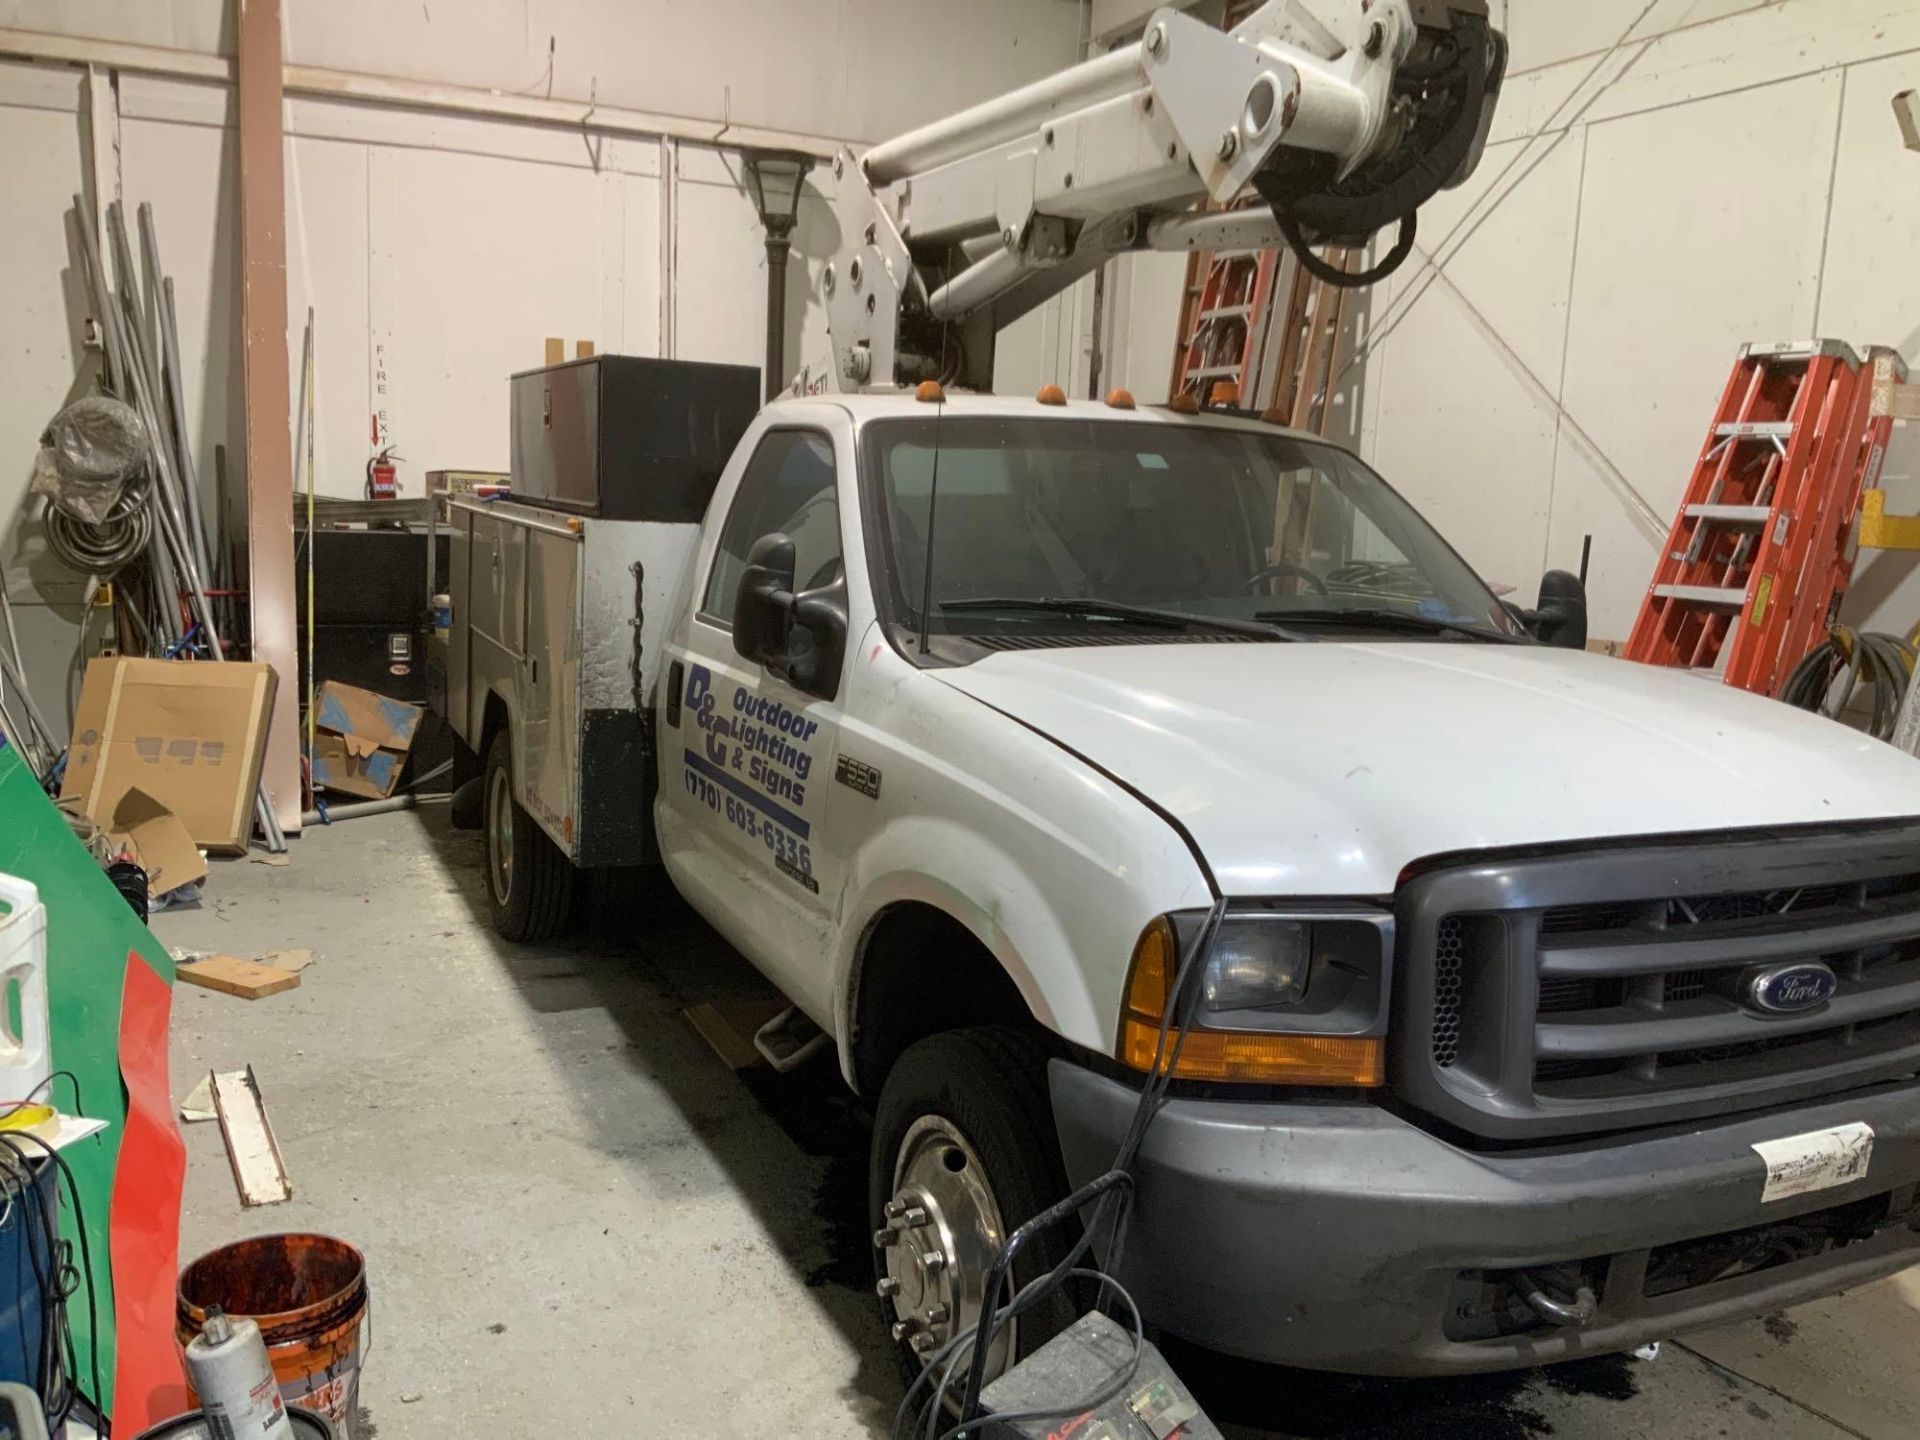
[82,200,222,652]
[75,195,285,846]
[68,202,180,619]
[301,793,437,825]
[0,26,845,159]
[763,236,790,402]
[151,208,218,579]
[862,42,1143,186]
[163,278,219,632]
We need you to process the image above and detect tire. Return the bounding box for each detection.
[483,728,575,942]
[869,1026,1078,1393]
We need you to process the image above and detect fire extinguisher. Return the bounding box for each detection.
[366,446,400,500]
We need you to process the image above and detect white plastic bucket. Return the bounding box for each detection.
[0,876,52,1110]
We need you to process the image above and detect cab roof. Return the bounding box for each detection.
[760,390,1327,445]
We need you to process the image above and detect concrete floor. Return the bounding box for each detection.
[153,808,1920,1439]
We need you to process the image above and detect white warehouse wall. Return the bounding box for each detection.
[1351,0,1920,643]
[0,2,1087,724]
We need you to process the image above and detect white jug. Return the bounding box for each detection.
[0,875,52,1110]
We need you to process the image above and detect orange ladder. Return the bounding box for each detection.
[1169,248,1281,407]
[1624,341,1894,697]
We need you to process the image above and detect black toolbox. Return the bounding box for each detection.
[507,355,760,521]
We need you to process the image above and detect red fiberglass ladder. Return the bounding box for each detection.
[1169,247,1282,407]
[1624,341,1894,697]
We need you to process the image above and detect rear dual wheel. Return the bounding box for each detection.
[482,728,574,942]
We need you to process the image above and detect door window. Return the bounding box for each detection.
[703,430,841,623]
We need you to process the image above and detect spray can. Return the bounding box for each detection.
[185,1308,295,1440]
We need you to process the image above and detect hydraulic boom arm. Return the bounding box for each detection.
[804,0,1505,395]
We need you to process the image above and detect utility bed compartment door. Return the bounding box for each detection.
[520,524,583,855]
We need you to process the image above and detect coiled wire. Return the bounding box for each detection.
[1780,626,1918,741]
[41,477,153,578]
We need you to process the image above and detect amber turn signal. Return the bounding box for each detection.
[916,380,946,403]
[1118,918,1384,1087]
[1037,383,1068,406]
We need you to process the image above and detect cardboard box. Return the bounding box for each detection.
[310,681,423,799]
[63,658,277,853]
[105,787,208,897]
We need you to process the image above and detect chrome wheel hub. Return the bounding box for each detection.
[876,1116,1014,1374]
[487,765,514,906]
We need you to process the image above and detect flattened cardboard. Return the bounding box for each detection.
[62,658,276,853]
[105,788,208,897]
[311,680,423,799]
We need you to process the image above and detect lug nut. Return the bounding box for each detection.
[919,1249,948,1273]
[876,1276,901,1298]
[911,1333,936,1355]
[874,1227,900,1247]
[1218,130,1239,161]
[925,1305,950,1326]
[884,1199,907,1219]
[902,1207,929,1227]
[891,1319,916,1342]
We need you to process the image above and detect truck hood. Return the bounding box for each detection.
[936,642,1920,895]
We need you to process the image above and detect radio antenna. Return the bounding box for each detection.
[916,275,952,655]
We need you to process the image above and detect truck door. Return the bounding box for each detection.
[659,427,847,1013]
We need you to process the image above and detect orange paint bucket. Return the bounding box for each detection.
[176,1234,369,1437]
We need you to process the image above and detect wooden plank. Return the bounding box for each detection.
[176,955,300,1000]
[211,1066,292,1206]
[237,0,301,836]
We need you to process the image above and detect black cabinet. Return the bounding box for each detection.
[508,355,760,521]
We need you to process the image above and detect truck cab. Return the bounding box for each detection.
[623,389,1920,1376]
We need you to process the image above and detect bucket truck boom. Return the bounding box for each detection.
[802,0,1506,396]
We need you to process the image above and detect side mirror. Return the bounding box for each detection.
[788,572,849,700]
[732,534,850,700]
[733,533,796,670]
[1526,569,1588,650]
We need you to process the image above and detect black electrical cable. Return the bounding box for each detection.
[0,1131,107,1436]
[926,1271,1145,1440]
[0,1071,84,1125]
[0,1136,70,1427]
[1780,628,1915,741]
[1278,209,1417,290]
[893,900,1229,1437]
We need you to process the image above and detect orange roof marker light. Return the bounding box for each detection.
[1168,393,1200,415]
[916,380,945,403]
[1105,387,1136,410]
[1036,383,1068,406]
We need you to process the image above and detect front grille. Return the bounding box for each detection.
[1433,916,1465,1068]
[1395,824,1920,1141]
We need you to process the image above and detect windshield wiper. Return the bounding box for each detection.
[1253,606,1528,644]
[944,596,1300,641]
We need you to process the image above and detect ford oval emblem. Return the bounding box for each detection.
[1741,962,1838,1014]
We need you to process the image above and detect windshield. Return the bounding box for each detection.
[862,416,1522,641]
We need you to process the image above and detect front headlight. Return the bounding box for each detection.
[1118,908,1391,1087]
[1201,918,1311,1012]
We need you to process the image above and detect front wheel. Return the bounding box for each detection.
[483,728,574,942]
[869,1027,1077,1391]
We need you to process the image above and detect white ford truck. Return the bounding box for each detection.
[446,0,1920,1383]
